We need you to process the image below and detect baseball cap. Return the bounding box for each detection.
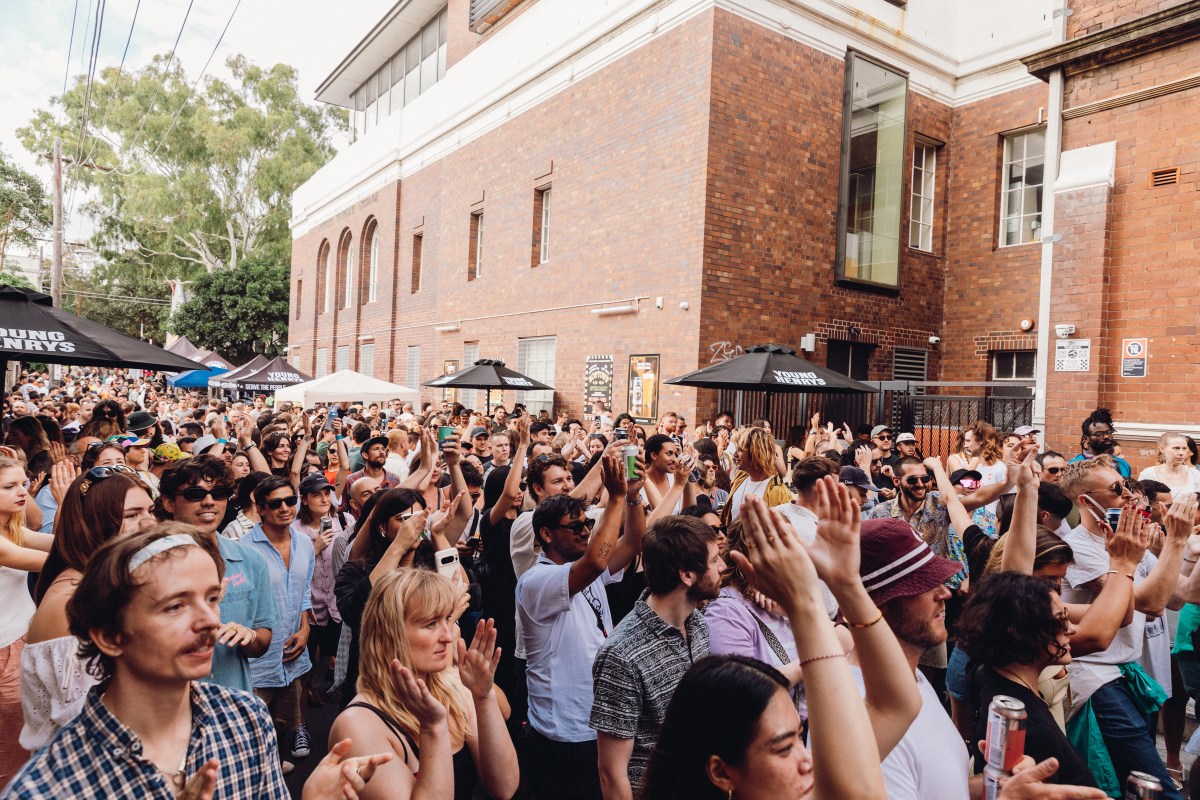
[859,518,961,605]
[152,443,188,463]
[1014,425,1041,437]
[871,425,893,438]
[363,435,389,453]
[894,432,917,444]
[108,433,150,447]
[949,469,983,486]
[192,434,219,455]
[300,473,335,495]
[839,466,878,493]
[469,426,489,440]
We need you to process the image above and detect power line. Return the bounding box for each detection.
[61,0,82,101]
[74,0,107,164]
[63,288,172,306]
[80,0,143,167]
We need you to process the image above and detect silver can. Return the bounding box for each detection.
[982,765,1008,800]
[985,695,1027,772]
[1125,771,1163,800]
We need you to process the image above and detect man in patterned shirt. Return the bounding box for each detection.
[5,524,289,799]
[591,515,720,799]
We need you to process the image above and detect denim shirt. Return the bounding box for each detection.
[205,535,278,692]
[245,524,314,688]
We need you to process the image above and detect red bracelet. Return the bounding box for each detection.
[797,652,847,668]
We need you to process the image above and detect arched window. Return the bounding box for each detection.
[336,229,353,310]
[344,239,356,309]
[319,240,331,314]
[360,217,380,304]
[368,229,380,302]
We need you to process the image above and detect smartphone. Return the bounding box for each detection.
[614,428,628,441]
[435,547,460,580]
[690,466,704,483]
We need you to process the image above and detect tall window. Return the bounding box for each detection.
[532,187,551,266]
[517,336,556,416]
[411,233,423,293]
[336,345,350,372]
[909,142,936,252]
[360,343,376,377]
[993,350,1036,380]
[367,228,379,303]
[406,346,421,388]
[468,212,484,281]
[316,348,329,378]
[1001,129,1046,246]
[295,280,302,319]
[836,52,908,289]
[320,243,332,313]
[344,239,356,309]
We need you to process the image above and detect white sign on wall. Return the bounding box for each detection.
[1054,339,1091,372]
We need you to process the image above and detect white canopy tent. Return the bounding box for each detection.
[273,369,420,406]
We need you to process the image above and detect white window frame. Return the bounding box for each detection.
[909,142,935,252]
[322,249,332,313]
[1000,129,1046,247]
[368,229,379,303]
[336,345,350,372]
[539,188,551,264]
[992,350,1036,380]
[360,343,375,377]
[461,342,479,410]
[516,336,556,416]
[472,211,484,279]
[344,239,356,308]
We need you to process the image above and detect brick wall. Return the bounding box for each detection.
[694,10,952,421]
[939,83,1047,385]
[1067,0,1191,39]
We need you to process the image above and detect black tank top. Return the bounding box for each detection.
[345,701,478,800]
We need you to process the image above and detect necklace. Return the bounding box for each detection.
[996,666,1041,699]
[157,749,188,791]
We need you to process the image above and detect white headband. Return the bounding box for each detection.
[128,534,198,573]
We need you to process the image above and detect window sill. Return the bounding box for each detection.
[996,240,1043,250]
[835,277,901,298]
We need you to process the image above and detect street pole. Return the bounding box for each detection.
[52,137,63,309]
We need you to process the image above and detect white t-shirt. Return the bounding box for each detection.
[729,477,771,520]
[517,557,622,742]
[771,504,838,619]
[383,452,410,482]
[1138,465,1200,498]
[1061,523,1153,708]
[848,667,968,800]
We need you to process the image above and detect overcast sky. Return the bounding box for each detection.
[0,0,394,242]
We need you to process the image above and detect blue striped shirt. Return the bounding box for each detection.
[2,682,287,799]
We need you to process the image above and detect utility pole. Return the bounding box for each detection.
[52,137,63,308]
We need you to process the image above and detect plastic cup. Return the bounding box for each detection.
[622,445,639,481]
[437,426,453,443]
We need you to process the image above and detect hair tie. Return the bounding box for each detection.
[128,534,198,573]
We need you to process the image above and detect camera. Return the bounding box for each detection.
[1055,324,1076,338]
[928,335,941,345]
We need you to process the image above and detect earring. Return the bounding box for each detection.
[727,791,733,800]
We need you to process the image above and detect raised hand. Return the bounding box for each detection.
[1015,446,1041,489]
[729,495,821,613]
[1106,504,1149,570]
[431,491,466,538]
[441,433,462,468]
[179,758,219,800]
[601,452,627,499]
[49,459,79,505]
[389,660,447,727]
[457,619,502,701]
[301,738,394,800]
[1166,491,1198,543]
[805,476,863,590]
[48,441,67,464]
[997,757,1106,799]
[514,414,531,444]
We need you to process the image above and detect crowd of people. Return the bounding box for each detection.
[1,365,1198,799]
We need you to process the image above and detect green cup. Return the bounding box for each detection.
[622,445,639,481]
[437,426,453,443]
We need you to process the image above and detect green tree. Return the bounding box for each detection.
[168,256,289,363]
[63,255,171,343]
[0,148,51,266]
[0,269,35,289]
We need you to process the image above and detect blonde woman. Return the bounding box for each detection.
[330,568,519,800]
[721,427,792,526]
[0,456,54,786]
[1138,432,1200,498]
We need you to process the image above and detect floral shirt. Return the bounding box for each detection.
[867,491,967,590]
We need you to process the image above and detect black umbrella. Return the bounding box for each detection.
[665,343,873,420]
[0,285,202,374]
[210,355,269,390]
[231,356,312,394]
[423,359,552,412]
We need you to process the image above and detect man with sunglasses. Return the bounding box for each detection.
[518,455,647,800]
[160,456,277,694]
[244,475,315,774]
[1038,450,1069,485]
[1070,407,1133,479]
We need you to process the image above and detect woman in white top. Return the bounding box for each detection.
[21,466,155,752]
[1138,432,1200,498]
[947,421,1007,509]
[0,455,54,787]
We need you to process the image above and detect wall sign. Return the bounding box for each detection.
[1121,338,1148,378]
[627,355,659,424]
[584,355,613,414]
[1054,339,1091,372]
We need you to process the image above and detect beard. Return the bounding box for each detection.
[883,601,946,650]
[687,573,722,604]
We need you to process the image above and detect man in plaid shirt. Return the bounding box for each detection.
[4,525,288,799]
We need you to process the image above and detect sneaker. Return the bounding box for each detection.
[281,760,294,775]
[291,725,311,758]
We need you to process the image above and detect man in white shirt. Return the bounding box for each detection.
[517,456,645,800]
[383,428,410,481]
[1058,458,1195,799]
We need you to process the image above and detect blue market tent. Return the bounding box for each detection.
[168,366,230,388]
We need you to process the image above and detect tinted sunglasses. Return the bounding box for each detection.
[904,475,933,486]
[263,495,298,510]
[957,479,980,490]
[175,485,236,502]
[556,518,597,535]
[876,434,893,441]
[1044,466,1062,475]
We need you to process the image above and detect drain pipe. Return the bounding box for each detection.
[1033,3,1068,428]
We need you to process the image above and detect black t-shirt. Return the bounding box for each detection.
[970,667,1096,787]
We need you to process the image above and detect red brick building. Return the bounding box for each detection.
[288,0,1199,469]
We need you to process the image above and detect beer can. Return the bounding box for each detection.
[985,695,1027,773]
[622,445,639,481]
[982,765,1008,800]
[1125,771,1163,799]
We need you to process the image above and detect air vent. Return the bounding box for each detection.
[1150,167,1180,188]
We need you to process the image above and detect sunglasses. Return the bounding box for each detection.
[175,485,236,502]
[876,434,893,441]
[1044,466,1062,475]
[78,464,137,496]
[263,495,298,510]
[957,479,980,490]
[556,518,597,535]
[904,475,933,486]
